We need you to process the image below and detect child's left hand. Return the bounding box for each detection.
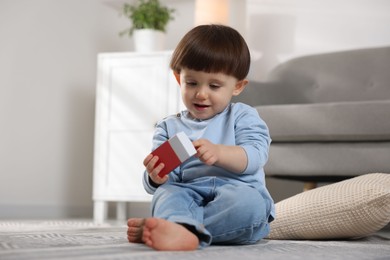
[192,139,221,166]
[192,139,248,174]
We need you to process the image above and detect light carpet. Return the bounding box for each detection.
[0,220,389,260]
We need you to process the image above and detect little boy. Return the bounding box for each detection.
[127,24,275,251]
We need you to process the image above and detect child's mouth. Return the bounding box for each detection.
[194,103,210,110]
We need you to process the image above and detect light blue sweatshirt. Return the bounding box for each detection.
[143,102,274,215]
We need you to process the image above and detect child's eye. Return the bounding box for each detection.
[186,81,197,86]
[209,84,221,89]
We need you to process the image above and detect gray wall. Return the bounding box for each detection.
[1,0,389,219]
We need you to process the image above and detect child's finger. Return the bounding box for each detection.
[192,139,205,148]
[150,163,166,184]
[152,163,165,177]
[143,154,153,166]
[145,155,159,173]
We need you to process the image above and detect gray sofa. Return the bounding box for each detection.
[234,46,390,189]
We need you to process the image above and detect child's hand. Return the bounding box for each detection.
[143,154,169,185]
[192,139,221,166]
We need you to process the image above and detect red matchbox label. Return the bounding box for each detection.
[150,132,196,178]
[152,139,182,178]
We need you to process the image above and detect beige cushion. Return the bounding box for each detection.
[268,173,390,240]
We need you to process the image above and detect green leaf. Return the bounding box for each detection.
[120,0,175,37]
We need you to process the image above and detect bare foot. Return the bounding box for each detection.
[142,218,199,251]
[127,218,145,243]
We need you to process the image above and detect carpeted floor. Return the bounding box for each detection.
[0,220,389,260]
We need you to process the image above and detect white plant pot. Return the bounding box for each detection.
[133,29,165,52]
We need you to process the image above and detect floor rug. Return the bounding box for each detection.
[1,220,389,260]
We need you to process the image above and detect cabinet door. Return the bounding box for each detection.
[106,131,153,199]
[94,53,177,201]
[106,55,172,131]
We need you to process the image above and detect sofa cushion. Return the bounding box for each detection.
[265,142,390,177]
[267,173,390,240]
[256,100,390,142]
[267,46,390,104]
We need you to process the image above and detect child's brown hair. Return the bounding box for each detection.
[170,24,250,80]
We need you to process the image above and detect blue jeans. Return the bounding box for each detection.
[151,177,273,248]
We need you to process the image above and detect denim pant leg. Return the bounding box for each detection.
[204,183,271,245]
[151,182,213,247]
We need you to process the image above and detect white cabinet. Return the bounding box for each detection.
[93,52,181,223]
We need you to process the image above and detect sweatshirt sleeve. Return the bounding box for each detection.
[234,104,271,174]
[142,121,181,194]
[142,123,167,194]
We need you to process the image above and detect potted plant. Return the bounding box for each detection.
[120,0,175,52]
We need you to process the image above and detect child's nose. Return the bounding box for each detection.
[196,90,207,99]
[196,86,208,99]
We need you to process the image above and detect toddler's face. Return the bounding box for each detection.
[178,69,246,120]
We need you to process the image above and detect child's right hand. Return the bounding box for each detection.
[143,154,169,185]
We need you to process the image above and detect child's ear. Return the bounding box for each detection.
[173,72,181,85]
[232,79,248,96]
